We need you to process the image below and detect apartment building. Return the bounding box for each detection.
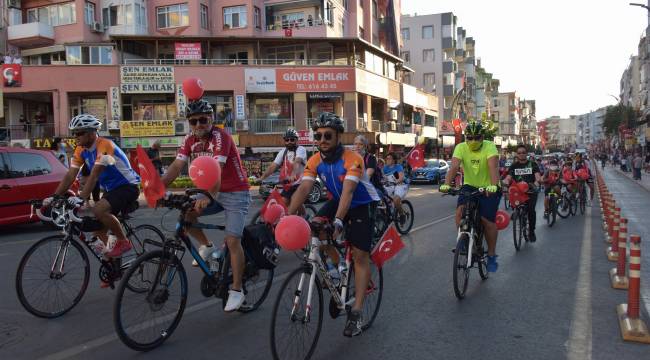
[518,99,537,147]
[540,116,576,152]
[473,58,498,120]
[492,91,519,144]
[0,0,438,169]
[576,107,606,148]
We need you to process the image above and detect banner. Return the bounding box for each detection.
[120,66,174,93]
[108,87,121,129]
[235,94,245,120]
[2,64,21,87]
[176,84,187,118]
[276,68,355,92]
[120,120,175,137]
[175,42,202,60]
[121,136,184,148]
[297,130,313,145]
[245,68,277,92]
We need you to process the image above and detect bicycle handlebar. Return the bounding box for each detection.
[157,189,216,211]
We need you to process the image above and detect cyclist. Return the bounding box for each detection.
[542,159,562,219]
[354,135,383,192]
[561,157,578,193]
[440,121,501,272]
[46,114,141,263]
[259,128,307,208]
[288,112,380,337]
[574,152,594,202]
[160,99,251,312]
[503,144,542,242]
[382,153,408,215]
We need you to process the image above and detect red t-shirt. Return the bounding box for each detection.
[177,127,249,192]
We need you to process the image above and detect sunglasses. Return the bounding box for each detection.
[465,135,483,141]
[188,117,211,126]
[73,130,88,137]
[313,132,334,141]
[284,137,297,142]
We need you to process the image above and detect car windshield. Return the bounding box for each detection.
[425,160,440,168]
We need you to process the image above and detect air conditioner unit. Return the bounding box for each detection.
[390,121,397,131]
[8,0,21,9]
[235,120,249,131]
[389,109,398,120]
[91,22,104,33]
[175,121,189,135]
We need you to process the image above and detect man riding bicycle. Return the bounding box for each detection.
[503,144,542,242]
[259,128,307,208]
[440,121,501,272]
[542,159,561,218]
[382,153,408,215]
[160,99,251,312]
[47,114,141,265]
[288,112,380,337]
[574,152,594,202]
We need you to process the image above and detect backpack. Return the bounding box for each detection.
[241,224,279,270]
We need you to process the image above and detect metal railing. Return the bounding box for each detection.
[248,118,295,134]
[1,123,56,141]
[122,58,351,66]
[265,18,330,31]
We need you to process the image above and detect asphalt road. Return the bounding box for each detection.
[1,180,649,360]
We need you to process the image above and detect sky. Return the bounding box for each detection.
[401,0,647,119]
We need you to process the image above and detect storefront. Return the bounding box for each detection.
[307,92,343,118]
[247,94,294,133]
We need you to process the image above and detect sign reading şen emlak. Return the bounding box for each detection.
[120,120,175,137]
[120,66,175,93]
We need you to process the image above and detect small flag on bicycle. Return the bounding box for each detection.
[260,189,288,219]
[371,223,404,268]
[136,145,166,208]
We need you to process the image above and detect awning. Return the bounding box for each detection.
[21,45,65,57]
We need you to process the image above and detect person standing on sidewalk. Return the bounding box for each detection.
[633,153,643,180]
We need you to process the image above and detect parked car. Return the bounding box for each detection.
[410,159,449,184]
[259,172,327,203]
[0,147,77,226]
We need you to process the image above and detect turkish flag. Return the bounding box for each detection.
[279,156,294,191]
[407,144,425,169]
[371,224,405,268]
[452,118,462,134]
[136,145,166,208]
[260,189,288,219]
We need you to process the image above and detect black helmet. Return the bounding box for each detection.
[284,128,298,140]
[312,112,344,133]
[185,99,214,117]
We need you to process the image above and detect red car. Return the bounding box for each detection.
[0,146,78,226]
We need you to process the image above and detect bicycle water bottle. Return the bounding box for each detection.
[209,247,224,272]
[88,236,105,257]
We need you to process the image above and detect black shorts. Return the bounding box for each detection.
[280,184,300,201]
[102,184,139,216]
[316,199,373,252]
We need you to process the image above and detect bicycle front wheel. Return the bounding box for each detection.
[512,210,522,251]
[395,200,414,234]
[113,250,188,352]
[557,195,571,218]
[453,234,470,299]
[569,195,578,216]
[347,259,383,330]
[271,266,323,360]
[16,235,90,318]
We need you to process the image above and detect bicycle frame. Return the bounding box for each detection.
[456,197,483,269]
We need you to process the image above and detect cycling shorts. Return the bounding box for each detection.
[102,184,139,216]
[544,183,561,196]
[316,199,372,252]
[280,184,300,201]
[456,185,501,223]
[384,183,408,199]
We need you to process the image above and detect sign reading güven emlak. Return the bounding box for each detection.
[120,66,175,93]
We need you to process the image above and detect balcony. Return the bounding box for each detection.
[264,18,331,37]
[0,123,56,142]
[106,24,148,36]
[442,37,454,49]
[249,118,295,134]
[443,61,455,74]
[8,22,55,48]
[443,85,455,97]
[122,58,351,66]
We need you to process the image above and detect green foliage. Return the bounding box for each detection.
[168,176,194,189]
[603,104,636,135]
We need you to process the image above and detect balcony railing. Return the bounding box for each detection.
[249,118,295,134]
[266,18,330,31]
[0,123,56,142]
[122,58,351,66]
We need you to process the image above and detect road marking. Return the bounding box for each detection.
[566,206,592,360]
[410,214,455,233]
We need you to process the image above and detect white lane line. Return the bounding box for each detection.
[410,214,455,233]
[566,206,592,360]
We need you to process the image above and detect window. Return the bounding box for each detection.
[105,4,144,27]
[157,3,189,29]
[422,49,434,62]
[424,73,435,88]
[224,5,247,29]
[324,1,333,25]
[358,26,365,38]
[8,153,52,178]
[372,0,378,19]
[26,2,77,26]
[403,73,411,84]
[85,2,95,24]
[339,16,344,34]
[66,46,112,65]
[359,0,363,8]
[200,4,209,29]
[401,28,410,41]
[493,99,499,107]
[422,25,433,39]
[400,51,410,63]
[227,51,249,64]
[254,6,261,29]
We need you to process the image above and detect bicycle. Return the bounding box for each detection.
[445,187,489,300]
[15,197,164,319]
[250,185,318,225]
[374,181,414,236]
[113,189,274,351]
[509,184,538,251]
[557,183,577,218]
[269,218,383,360]
[545,185,560,227]
[577,179,588,215]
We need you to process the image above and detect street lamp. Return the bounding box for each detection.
[630,2,650,27]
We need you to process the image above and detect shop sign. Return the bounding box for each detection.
[120,120,175,137]
[32,137,76,149]
[120,136,184,148]
[108,87,121,129]
[175,42,202,60]
[308,93,342,99]
[2,64,21,87]
[245,68,277,92]
[235,95,245,120]
[442,136,456,148]
[402,84,417,106]
[120,66,174,93]
[439,120,454,135]
[276,68,355,92]
[297,130,313,145]
[176,84,187,118]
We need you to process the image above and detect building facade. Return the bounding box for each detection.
[541,116,576,152]
[576,107,606,149]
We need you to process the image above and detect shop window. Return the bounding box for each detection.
[227,52,249,65]
[224,5,247,29]
[69,96,107,131]
[157,3,189,28]
[27,2,77,26]
[324,1,334,25]
[66,46,112,65]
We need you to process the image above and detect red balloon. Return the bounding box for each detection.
[576,168,589,180]
[189,156,221,190]
[275,215,311,251]
[182,77,204,101]
[495,210,510,230]
[517,181,529,193]
[263,204,285,225]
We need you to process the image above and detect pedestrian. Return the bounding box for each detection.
[633,153,643,180]
[146,140,163,175]
[307,14,314,26]
[19,114,30,136]
[620,156,627,172]
[50,137,69,167]
[645,152,650,174]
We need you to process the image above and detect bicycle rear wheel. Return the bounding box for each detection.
[547,196,557,227]
[220,251,274,313]
[347,259,383,330]
[372,208,390,242]
[569,195,578,216]
[395,200,414,234]
[512,209,522,251]
[113,250,187,352]
[16,235,90,318]
[453,234,470,299]
[270,266,323,360]
[503,193,511,210]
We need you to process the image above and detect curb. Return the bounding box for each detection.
[613,168,650,193]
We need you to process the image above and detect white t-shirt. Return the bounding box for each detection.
[273,146,307,185]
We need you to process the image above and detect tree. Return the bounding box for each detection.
[603,104,636,135]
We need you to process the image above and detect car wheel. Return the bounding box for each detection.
[308,183,321,203]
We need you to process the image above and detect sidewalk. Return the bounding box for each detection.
[137,185,261,206]
[611,166,650,193]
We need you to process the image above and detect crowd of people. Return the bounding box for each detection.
[596,149,650,180]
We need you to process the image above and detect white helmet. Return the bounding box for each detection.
[69,114,102,131]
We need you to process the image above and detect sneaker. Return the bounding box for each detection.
[192,243,214,267]
[487,255,499,273]
[224,289,245,312]
[343,310,363,337]
[529,232,537,243]
[105,239,132,258]
[543,211,549,220]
